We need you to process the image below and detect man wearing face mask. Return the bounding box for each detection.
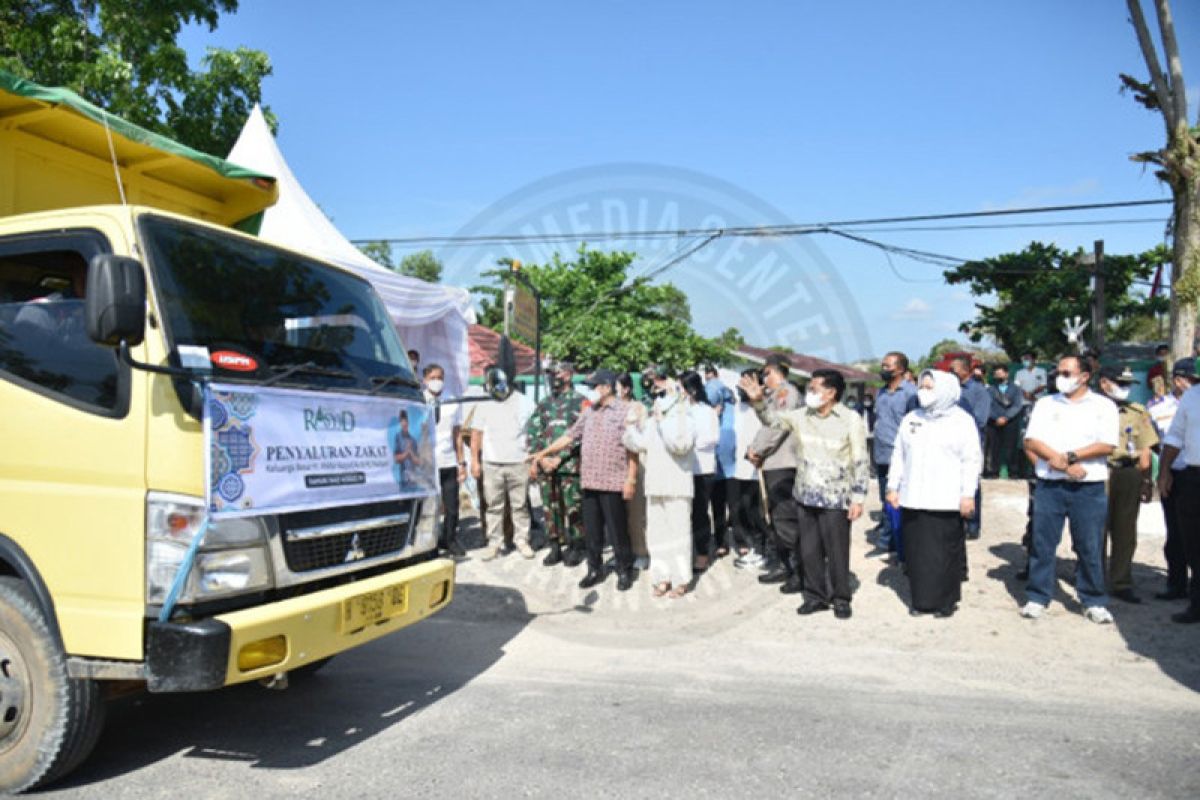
[746,357,803,591]
[1098,366,1157,604]
[869,352,918,556]
[423,364,466,557]
[1158,357,1200,615]
[985,364,1024,479]
[949,356,990,542]
[531,369,639,591]
[1014,352,1048,478]
[741,368,870,619]
[526,361,586,568]
[1022,355,1119,623]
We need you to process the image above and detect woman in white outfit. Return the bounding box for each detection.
[680,370,721,573]
[624,369,697,598]
[886,369,982,618]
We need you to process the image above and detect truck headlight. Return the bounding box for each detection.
[146,492,274,607]
[412,494,440,553]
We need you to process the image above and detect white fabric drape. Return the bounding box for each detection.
[227,106,475,395]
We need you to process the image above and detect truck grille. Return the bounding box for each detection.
[278,500,417,573]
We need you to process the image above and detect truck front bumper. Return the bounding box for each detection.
[145,557,455,692]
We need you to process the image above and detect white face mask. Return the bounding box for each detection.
[917,388,937,408]
[583,387,600,404]
[1107,385,1130,402]
[804,391,824,410]
[1022,359,1034,369]
[1056,375,1080,395]
[425,378,444,395]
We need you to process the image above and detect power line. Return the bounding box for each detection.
[351,198,1172,246]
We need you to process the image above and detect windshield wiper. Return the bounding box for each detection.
[263,361,357,386]
[369,373,422,394]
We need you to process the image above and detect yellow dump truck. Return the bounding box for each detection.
[0,72,454,791]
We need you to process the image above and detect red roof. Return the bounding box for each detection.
[468,325,538,377]
[735,344,874,382]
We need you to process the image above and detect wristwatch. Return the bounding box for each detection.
[1066,451,1079,465]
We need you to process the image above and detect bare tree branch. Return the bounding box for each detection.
[1126,0,1176,130]
[1153,0,1189,127]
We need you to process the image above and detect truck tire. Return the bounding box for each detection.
[0,577,105,793]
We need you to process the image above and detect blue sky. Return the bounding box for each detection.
[181,1,1200,363]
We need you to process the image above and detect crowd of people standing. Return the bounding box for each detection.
[416,347,1200,627]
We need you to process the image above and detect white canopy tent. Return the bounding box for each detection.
[227,106,475,394]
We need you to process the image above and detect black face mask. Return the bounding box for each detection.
[879,369,894,382]
[737,388,749,403]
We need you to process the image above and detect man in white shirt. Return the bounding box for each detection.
[423,364,466,557]
[1158,357,1200,624]
[470,371,535,561]
[1022,355,1118,623]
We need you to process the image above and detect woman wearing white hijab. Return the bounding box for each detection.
[886,369,982,617]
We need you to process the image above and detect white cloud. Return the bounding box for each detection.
[893,297,933,320]
[982,178,1101,212]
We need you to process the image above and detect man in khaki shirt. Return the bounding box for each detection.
[741,368,869,620]
[1099,366,1158,603]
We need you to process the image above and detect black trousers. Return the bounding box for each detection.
[763,468,800,565]
[797,504,852,605]
[728,478,770,553]
[438,466,460,549]
[986,418,1020,477]
[1172,468,1200,610]
[1161,485,1188,593]
[582,489,633,574]
[710,477,730,551]
[691,474,715,557]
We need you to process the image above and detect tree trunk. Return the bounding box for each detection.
[1171,176,1200,359]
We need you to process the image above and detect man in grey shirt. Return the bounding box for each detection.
[869,352,918,555]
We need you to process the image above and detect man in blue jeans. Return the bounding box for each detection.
[1021,354,1119,623]
[868,351,917,555]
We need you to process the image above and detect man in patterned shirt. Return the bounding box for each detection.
[741,368,870,619]
[527,361,586,567]
[531,368,639,591]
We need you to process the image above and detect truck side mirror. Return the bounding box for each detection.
[86,254,146,347]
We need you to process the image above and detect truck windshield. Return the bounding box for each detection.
[139,215,416,393]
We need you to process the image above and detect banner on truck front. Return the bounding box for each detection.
[204,382,437,518]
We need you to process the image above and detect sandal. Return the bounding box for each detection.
[715,547,729,558]
[652,581,671,598]
[668,584,688,599]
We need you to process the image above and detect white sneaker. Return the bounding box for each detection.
[516,541,535,559]
[479,545,501,562]
[1020,601,1046,619]
[734,552,765,569]
[1084,606,1114,625]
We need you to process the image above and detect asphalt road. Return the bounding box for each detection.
[42,575,1200,800]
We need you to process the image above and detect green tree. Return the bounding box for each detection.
[943,242,1169,360]
[357,240,394,270]
[472,247,733,372]
[0,1,274,156]
[397,250,442,283]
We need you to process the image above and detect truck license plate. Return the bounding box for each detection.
[341,584,407,632]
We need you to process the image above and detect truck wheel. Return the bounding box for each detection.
[0,577,105,793]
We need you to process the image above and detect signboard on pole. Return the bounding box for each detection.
[509,281,538,343]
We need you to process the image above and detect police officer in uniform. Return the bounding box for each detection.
[527,361,586,567]
[1099,365,1158,603]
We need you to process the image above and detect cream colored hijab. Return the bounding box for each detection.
[919,369,961,418]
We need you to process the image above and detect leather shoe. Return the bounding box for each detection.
[445,542,467,558]
[965,528,981,541]
[934,605,957,618]
[779,575,803,594]
[1112,588,1142,604]
[578,571,605,589]
[833,601,852,620]
[1156,588,1188,601]
[758,566,789,584]
[1170,608,1200,624]
[616,571,635,592]
[797,600,829,616]
[542,541,563,567]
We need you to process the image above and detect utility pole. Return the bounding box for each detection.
[1091,239,1105,352]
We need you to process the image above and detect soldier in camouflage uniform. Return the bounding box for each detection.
[527,361,586,566]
